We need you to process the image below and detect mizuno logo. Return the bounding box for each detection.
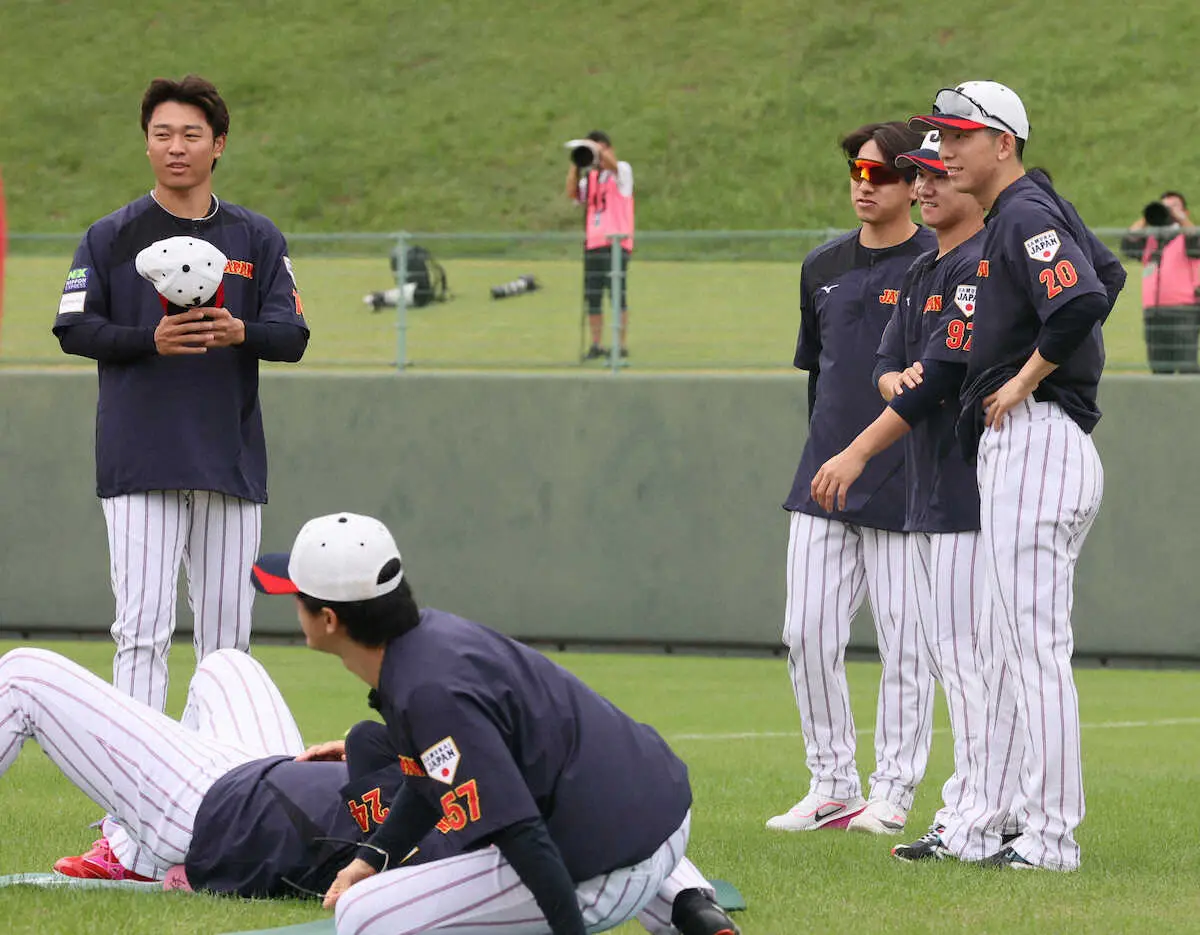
[819,283,840,294]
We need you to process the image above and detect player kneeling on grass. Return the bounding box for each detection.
[0,645,736,935]
[249,512,738,935]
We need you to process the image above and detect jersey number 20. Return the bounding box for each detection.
[1039,260,1078,299]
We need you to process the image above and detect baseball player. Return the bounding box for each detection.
[906,82,1126,870]
[769,122,937,836]
[809,133,1018,862]
[0,646,735,935]
[250,512,739,935]
[52,75,307,709]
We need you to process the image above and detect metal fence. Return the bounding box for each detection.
[0,228,1166,371]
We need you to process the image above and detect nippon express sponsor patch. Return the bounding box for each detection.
[1024,229,1062,262]
[63,267,89,292]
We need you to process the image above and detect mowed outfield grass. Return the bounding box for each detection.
[0,251,1151,371]
[0,640,1198,935]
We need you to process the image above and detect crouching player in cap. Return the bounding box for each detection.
[0,644,737,935]
[809,131,1015,862]
[251,512,738,935]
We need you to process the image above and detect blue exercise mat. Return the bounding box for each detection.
[0,872,161,891]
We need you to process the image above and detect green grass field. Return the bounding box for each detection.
[2,1,1198,233]
[1,640,1198,934]
[0,246,1153,371]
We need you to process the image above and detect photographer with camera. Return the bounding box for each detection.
[564,130,634,360]
[1121,191,1200,373]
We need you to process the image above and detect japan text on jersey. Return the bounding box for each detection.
[785,226,938,529]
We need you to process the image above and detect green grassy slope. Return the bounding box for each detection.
[1,0,1196,234]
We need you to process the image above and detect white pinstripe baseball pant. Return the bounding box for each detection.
[102,490,262,712]
[783,512,935,808]
[946,399,1103,870]
[0,647,304,878]
[907,529,1017,856]
[335,813,693,935]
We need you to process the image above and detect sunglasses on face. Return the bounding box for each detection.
[848,159,906,186]
[932,87,1022,137]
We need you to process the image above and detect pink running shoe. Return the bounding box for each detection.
[53,837,155,882]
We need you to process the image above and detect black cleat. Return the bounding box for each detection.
[978,845,1038,869]
[672,888,741,935]
[891,825,953,862]
[584,344,609,360]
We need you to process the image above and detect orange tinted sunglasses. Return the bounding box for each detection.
[848,159,906,185]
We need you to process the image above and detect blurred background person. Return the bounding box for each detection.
[1121,191,1200,373]
[565,130,634,360]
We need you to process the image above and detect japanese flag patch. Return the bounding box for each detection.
[421,737,461,785]
[1024,229,1061,262]
[954,284,977,317]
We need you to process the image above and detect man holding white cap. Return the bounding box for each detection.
[907,82,1126,870]
[252,512,739,935]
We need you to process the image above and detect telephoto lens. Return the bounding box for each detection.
[1143,201,1173,228]
[490,275,540,300]
[571,145,597,169]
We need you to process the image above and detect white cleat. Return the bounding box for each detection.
[766,793,867,831]
[847,797,908,835]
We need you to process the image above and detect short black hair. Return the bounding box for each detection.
[141,75,230,137]
[840,122,923,183]
[586,130,611,146]
[141,75,229,172]
[986,128,1026,160]
[1161,190,1188,209]
[298,576,421,647]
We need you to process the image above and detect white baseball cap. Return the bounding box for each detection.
[909,81,1030,141]
[251,513,404,602]
[135,236,228,308]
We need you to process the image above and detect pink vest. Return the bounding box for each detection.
[1142,233,1199,307]
[584,169,634,252]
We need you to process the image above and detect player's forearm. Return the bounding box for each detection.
[1037,291,1109,364]
[357,784,439,872]
[493,818,587,935]
[240,321,309,362]
[888,359,967,425]
[1009,350,1059,394]
[55,321,157,363]
[565,165,580,201]
[846,407,911,463]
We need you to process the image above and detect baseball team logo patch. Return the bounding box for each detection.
[954,284,977,317]
[421,737,461,785]
[1024,229,1062,262]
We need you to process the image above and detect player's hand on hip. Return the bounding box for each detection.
[323,858,377,909]
[197,307,245,347]
[812,449,867,512]
[154,309,214,355]
[296,740,346,762]
[983,375,1034,430]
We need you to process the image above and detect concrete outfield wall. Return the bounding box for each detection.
[0,370,1196,661]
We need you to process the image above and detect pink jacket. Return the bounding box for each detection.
[1142,232,1200,308]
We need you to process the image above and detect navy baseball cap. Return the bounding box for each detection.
[252,512,403,602]
[909,81,1030,141]
[895,131,946,175]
